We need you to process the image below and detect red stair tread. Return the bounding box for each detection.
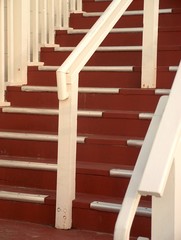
[77,161,133,176]
[74,192,151,209]
[0,184,55,198]
[0,219,114,240]
[84,134,143,145]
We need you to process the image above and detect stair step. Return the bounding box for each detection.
[73,193,151,236]
[21,85,170,95]
[70,8,180,29]
[83,9,172,17]
[0,158,133,174]
[0,130,143,147]
[55,46,142,52]
[21,85,120,94]
[90,201,151,217]
[38,65,134,72]
[1,107,152,137]
[2,106,154,119]
[41,45,181,66]
[85,135,144,147]
[67,27,143,34]
[3,107,103,117]
[56,26,181,48]
[0,185,55,225]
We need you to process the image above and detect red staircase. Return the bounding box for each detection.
[0,0,181,239]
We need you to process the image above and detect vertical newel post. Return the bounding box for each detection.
[152,137,181,240]
[141,0,159,88]
[55,73,78,229]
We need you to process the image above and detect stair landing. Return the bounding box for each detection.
[0,219,114,240]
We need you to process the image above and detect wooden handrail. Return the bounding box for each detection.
[56,0,135,229]
[114,96,168,240]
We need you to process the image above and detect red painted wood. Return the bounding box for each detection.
[0,167,56,190]
[78,91,161,112]
[83,0,144,12]
[0,112,58,133]
[77,141,140,165]
[40,46,181,67]
[0,218,114,240]
[0,0,180,238]
[6,90,58,108]
[28,67,57,86]
[78,116,150,137]
[70,14,143,29]
[72,193,151,237]
[55,30,142,47]
[0,138,58,159]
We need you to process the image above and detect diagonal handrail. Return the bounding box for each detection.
[56,0,134,100]
[139,61,181,197]
[55,0,159,230]
[55,0,135,229]
[113,96,168,240]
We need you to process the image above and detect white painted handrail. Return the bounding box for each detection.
[139,61,181,239]
[56,0,134,100]
[0,0,75,106]
[113,96,168,240]
[55,0,160,230]
[55,0,135,229]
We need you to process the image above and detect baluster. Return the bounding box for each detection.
[27,0,31,64]
[62,0,69,28]
[0,0,5,103]
[13,0,28,84]
[39,0,48,46]
[76,0,82,12]
[47,0,55,45]
[30,0,39,63]
[7,0,14,84]
[70,0,75,12]
[54,0,63,29]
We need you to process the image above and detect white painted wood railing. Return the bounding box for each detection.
[114,96,168,240]
[0,0,80,105]
[56,0,159,230]
[139,61,181,240]
[114,61,181,239]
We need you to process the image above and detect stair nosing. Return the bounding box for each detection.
[110,168,133,178]
[90,201,151,217]
[21,86,121,94]
[2,107,154,120]
[2,107,103,117]
[0,190,48,204]
[0,159,57,171]
[127,139,143,147]
[0,131,85,143]
[68,27,143,34]
[55,46,142,52]
[83,8,172,17]
[38,65,134,72]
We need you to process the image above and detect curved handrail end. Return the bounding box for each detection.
[56,69,69,101]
